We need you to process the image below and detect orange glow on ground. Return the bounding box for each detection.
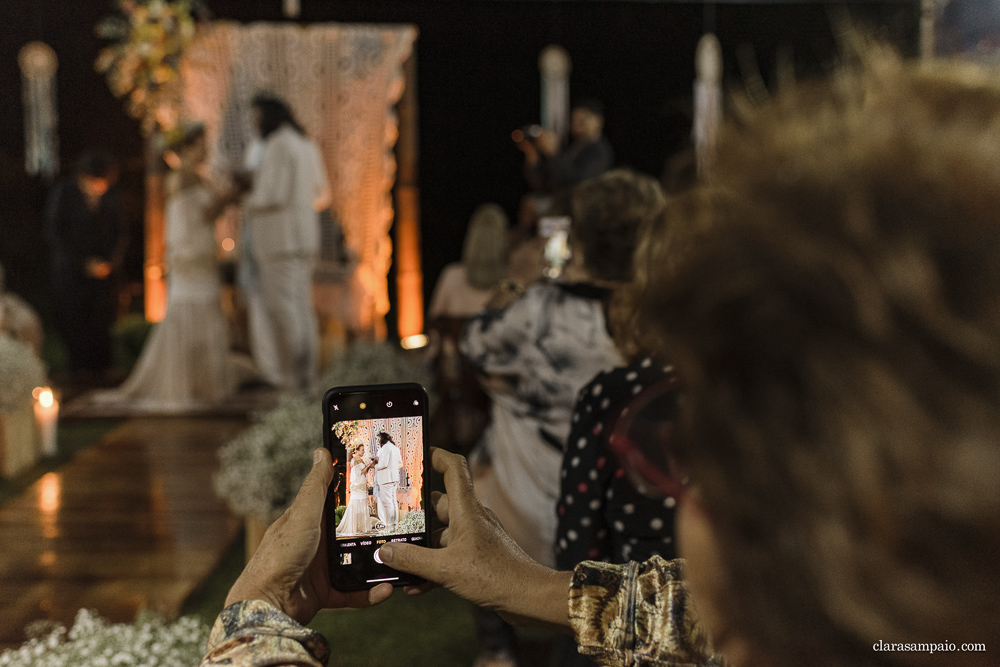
[38,473,60,539]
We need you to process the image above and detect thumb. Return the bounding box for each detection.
[378,542,441,582]
[288,448,334,529]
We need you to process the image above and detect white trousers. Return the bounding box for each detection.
[251,255,318,392]
[377,482,399,527]
[245,287,283,387]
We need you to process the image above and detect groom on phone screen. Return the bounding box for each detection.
[374,432,401,528]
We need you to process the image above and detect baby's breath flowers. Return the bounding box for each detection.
[0,609,209,667]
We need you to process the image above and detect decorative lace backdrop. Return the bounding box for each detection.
[337,416,423,512]
[179,22,417,332]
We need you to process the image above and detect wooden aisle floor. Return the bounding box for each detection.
[0,417,245,648]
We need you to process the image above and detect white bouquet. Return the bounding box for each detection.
[0,609,209,667]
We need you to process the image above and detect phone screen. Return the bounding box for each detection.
[323,383,430,590]
[539,215,572,278]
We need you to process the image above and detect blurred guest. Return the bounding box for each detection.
[552,193,712,666]
[95,124,243,411]
[428,204,508,452]
[461,169,665,667]
[521,100,614,195]
[45,150,128,377]
[0,262,43,355]
[243,94,329,392]
[428,203,509,320]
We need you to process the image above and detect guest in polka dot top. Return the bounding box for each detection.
[555,189,712,574]
[555,358,679,568]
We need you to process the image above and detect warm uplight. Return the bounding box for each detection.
[400,334,428,350]
[221,237,236,252]
[38,388,54,409]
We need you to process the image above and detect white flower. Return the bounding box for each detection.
[377,509,425,537]
[0,609,208,667]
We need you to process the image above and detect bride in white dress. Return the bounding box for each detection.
[98,124,243,412]
[337,448,375,537]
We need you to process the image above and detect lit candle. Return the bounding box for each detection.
[33,387,58,457]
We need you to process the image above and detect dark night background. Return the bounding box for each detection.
[0,1,919,338]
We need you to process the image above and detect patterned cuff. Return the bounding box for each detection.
[202,599,330,667]
[568,557,721,667]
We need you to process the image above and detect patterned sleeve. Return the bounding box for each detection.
[460,286,540,376]
[568,557,722,667]
[200,600,330,667]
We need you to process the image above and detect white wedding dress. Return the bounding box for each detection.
[337,461,372,537]
[97,184,235,412]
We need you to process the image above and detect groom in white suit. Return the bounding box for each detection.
[244,94,330,392]
[373,431,402,528]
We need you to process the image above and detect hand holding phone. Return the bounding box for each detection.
[375,448,573,628]
[224,448,393,624]
[323,383,431,591]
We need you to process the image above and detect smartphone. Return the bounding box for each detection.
[323,383,430,591]
[539,215,572,278]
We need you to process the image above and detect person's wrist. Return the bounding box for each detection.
[225,569,282,611]
[500,563,572,628]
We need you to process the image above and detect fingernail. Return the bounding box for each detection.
[313,449,323,465]
[379,544,392,563]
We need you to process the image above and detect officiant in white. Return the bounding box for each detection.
[242,93,330,392]
[373,431,402,528]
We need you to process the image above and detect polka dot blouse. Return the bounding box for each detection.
[555,357,679,569]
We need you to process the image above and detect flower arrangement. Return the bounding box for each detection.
[0,608,209,667]
[0,336,46,413]
[332,419,361,451]
[214,342,433,520]
[377,508,425,538]
[95,0,209,133]
[215,397,321,520]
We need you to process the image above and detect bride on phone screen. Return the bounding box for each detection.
[336,447,375,537]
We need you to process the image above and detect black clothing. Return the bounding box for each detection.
[525,136,614,194]
[555,357,679,569]
[45,179,128,372]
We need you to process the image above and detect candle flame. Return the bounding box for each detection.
[39,388,54,408]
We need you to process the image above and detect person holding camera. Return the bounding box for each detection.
[520,99,614,195]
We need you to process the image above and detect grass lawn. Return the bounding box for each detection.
[183,536,560,667]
